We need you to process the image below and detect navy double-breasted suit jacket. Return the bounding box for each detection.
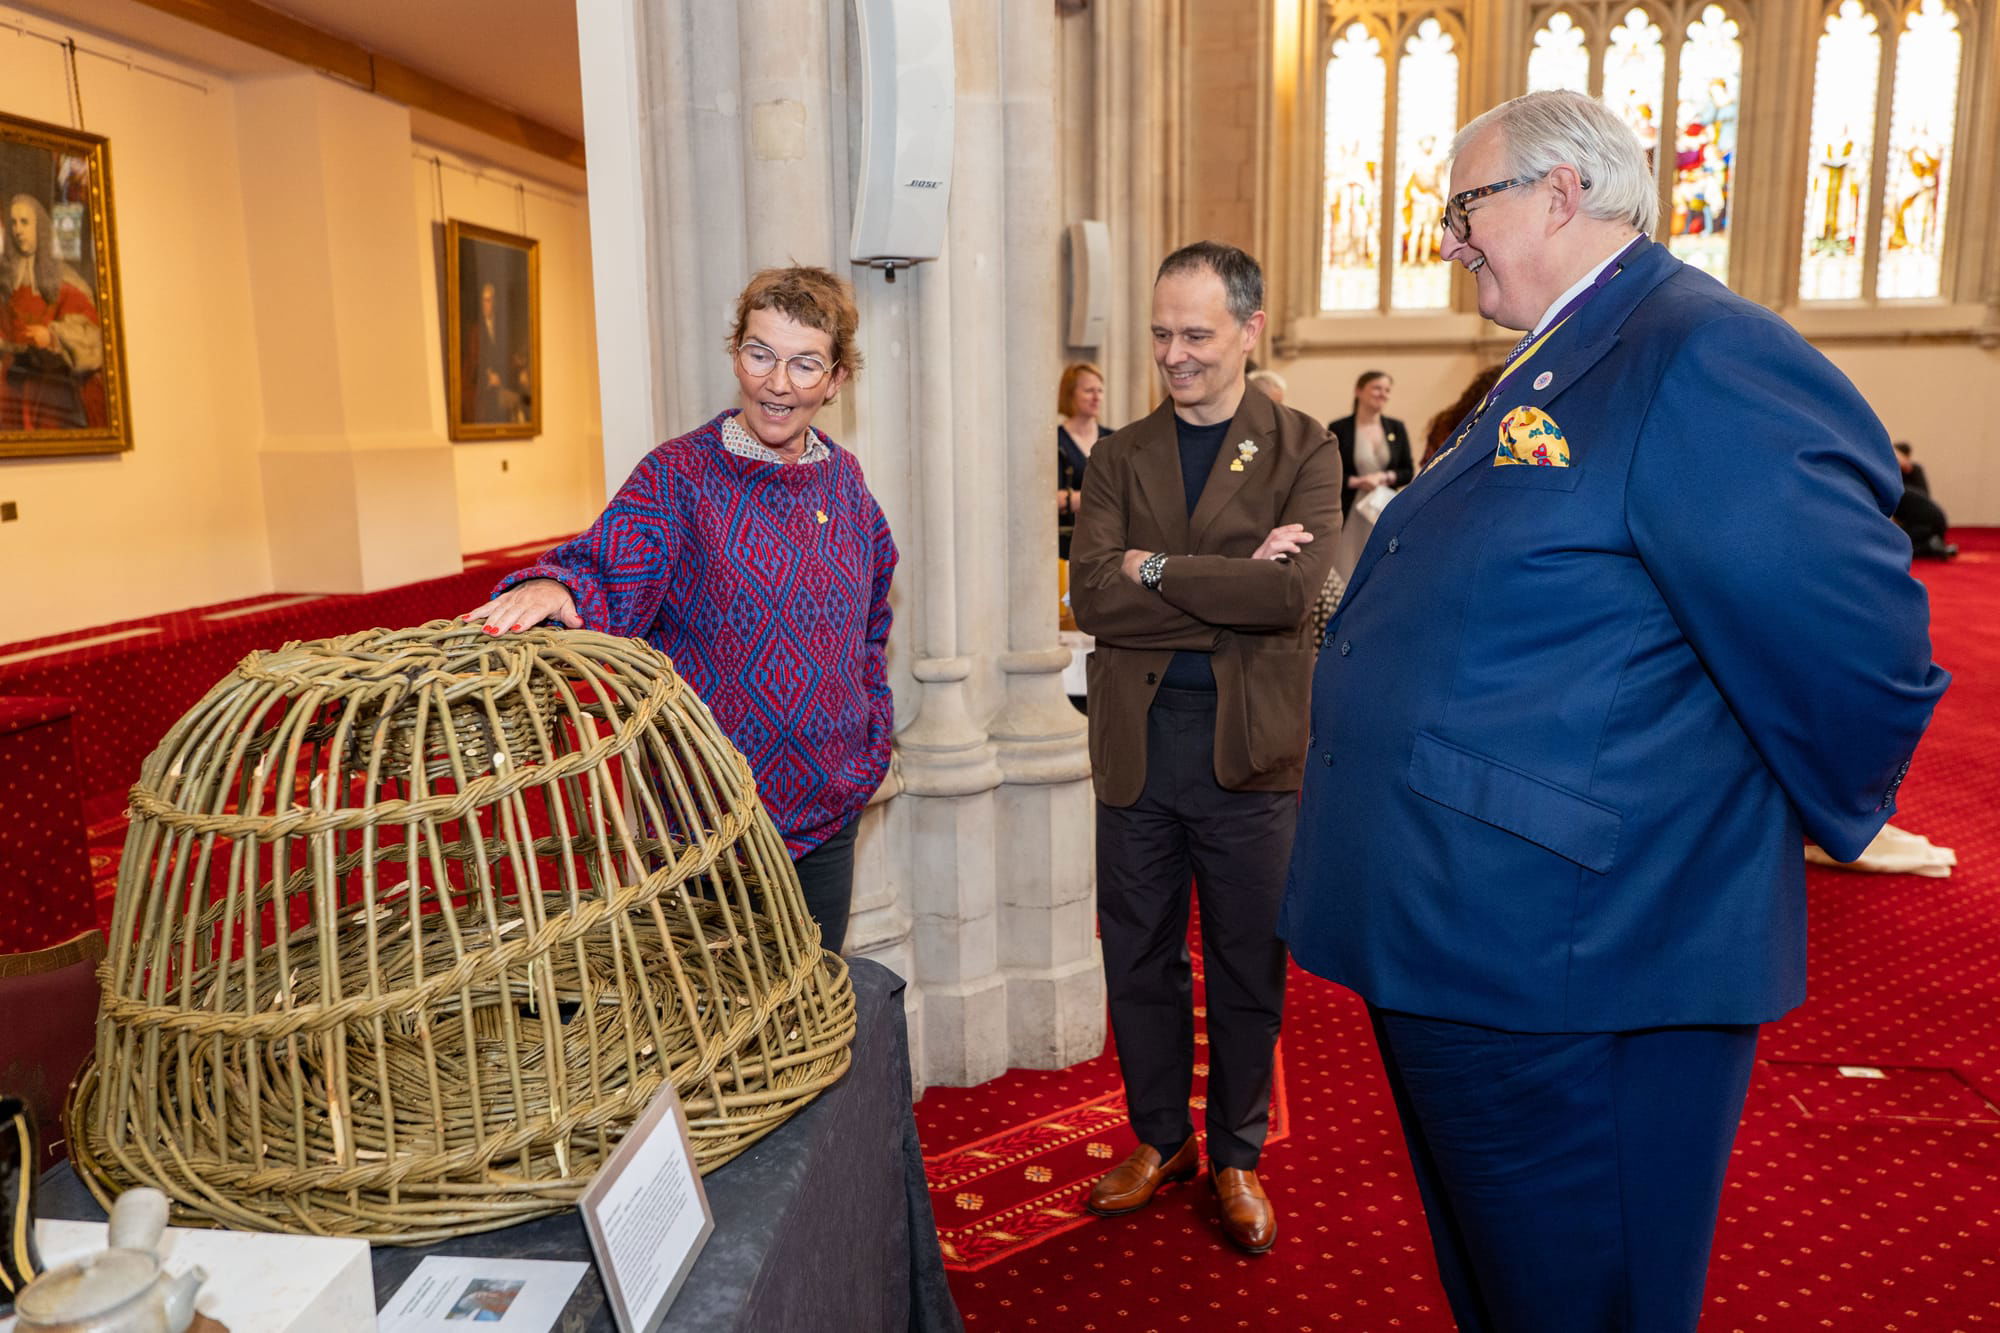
[1280,240,1948,1033]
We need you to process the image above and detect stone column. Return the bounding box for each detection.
[575,0,1109,1089]
[1076,0,1175,422]
[986,0,1102,1070]
[890,0,1010,1083]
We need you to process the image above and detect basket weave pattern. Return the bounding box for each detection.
[69,622,855,1242]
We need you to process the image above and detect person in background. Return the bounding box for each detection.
[1071,240,1340,1256]
[1326,371,1413,583]
[1420,362,1505,468]
[465,279,529,424]
[1894,441,1957,559]
[1329,371,1412,520]
[1057,361,1114,559]
[466,266,898,956]
[1283,90,1945,1333]
[1246,367,1289,404]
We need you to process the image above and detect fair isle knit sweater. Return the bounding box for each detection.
[497,409,899,855]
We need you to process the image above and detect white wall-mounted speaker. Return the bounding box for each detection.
[850,0,955,274]
[1066,219,1110,347]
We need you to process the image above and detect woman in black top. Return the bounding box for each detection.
[1327,369,1412,519]
[1057,361,1114,558]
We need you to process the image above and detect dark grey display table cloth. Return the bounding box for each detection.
[38,957,961,1332]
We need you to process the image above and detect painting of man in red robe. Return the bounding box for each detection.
[1,192,107,431]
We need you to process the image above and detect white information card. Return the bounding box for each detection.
[379,1256,587,1331]
[579,1082,715,1333]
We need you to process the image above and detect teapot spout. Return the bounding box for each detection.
[162,1264,208,1333]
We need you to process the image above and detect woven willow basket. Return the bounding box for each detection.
[68,621,855,1243]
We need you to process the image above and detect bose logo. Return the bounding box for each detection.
[905,179,943,189]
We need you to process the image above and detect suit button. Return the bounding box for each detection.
[1339,640,1352,656]
[1322,752,1333,766]
[1387,537,1400,553]
[1145,672,1157,684]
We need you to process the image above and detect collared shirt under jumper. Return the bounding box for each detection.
[720,412,832,466]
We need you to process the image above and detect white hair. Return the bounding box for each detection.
[1247,368,1288,396]
[1451,90,1658,235]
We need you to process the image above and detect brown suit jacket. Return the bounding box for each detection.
[1070,384,1342,807]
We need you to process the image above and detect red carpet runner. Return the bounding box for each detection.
[916,532,2000,1332]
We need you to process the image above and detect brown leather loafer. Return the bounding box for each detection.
[1086,1137,1199,1216]
[1213,1166,1276,1253]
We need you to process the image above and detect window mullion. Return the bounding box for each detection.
[1859,4,1901,302]
[1379,13,1402,314]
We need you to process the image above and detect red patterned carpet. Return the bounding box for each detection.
[916,531,2000,1332]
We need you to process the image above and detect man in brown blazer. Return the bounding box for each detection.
[1070,241,1341,1254]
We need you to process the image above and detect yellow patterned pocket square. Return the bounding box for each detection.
[1494,405,1570,467]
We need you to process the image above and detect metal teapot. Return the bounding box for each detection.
[11,1188,206,1333]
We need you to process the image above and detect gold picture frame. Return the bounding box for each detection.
[0,110,131,458]
[445,219,541,442]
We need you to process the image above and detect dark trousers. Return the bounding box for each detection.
[1894,488,1950,552]
[1371,1008,1760,1333]
[793,818,860,955]
[1096,687,1296,1170]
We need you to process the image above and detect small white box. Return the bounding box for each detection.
[0,1218,375,1333]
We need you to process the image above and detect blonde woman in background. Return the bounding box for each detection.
[1056,361,1115,558]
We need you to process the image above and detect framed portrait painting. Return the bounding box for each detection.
[445,219,541,442]
[0,111,131,458]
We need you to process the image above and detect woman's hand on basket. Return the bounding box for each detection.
[465,578,584,634]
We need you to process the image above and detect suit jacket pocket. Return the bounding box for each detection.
[1406,730,1621,873]
[1482,462,1584,492]
[1243,643,1315,775]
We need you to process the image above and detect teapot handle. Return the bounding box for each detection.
[107,1187,170,1255]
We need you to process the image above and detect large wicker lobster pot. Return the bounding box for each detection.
[68,622,856,1243]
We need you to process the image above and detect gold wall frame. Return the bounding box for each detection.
[445,219,542,443]
[0,110,131,458]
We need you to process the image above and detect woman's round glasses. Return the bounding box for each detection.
[735,339,833,389]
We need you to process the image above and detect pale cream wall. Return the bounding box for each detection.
[1272,339,2000,517]
[411,152,604,555]
[237,73,462,595]
[1816,343,2000,524]
[0,9,272,640]
[1273,349,1491,443]
[0,8,607,645]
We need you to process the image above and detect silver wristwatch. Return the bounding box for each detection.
[1139,551,1168,591]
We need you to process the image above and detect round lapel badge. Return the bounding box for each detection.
[1533,371,1554,391]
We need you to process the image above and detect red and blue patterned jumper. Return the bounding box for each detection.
[496,409,899,855]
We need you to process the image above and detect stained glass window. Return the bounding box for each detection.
[1528,13,1591,94]
[1669,5,1741,283]
[1390,18,1460,310]
[1602,8,1665,166]
[1877,0,1962,299]
[1800,1,1882,300]
[1321,23,1387,311]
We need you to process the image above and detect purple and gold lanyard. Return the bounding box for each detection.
[1423,235,1648,473]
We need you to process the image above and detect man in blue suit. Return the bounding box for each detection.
[1281,90,1947,1333]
